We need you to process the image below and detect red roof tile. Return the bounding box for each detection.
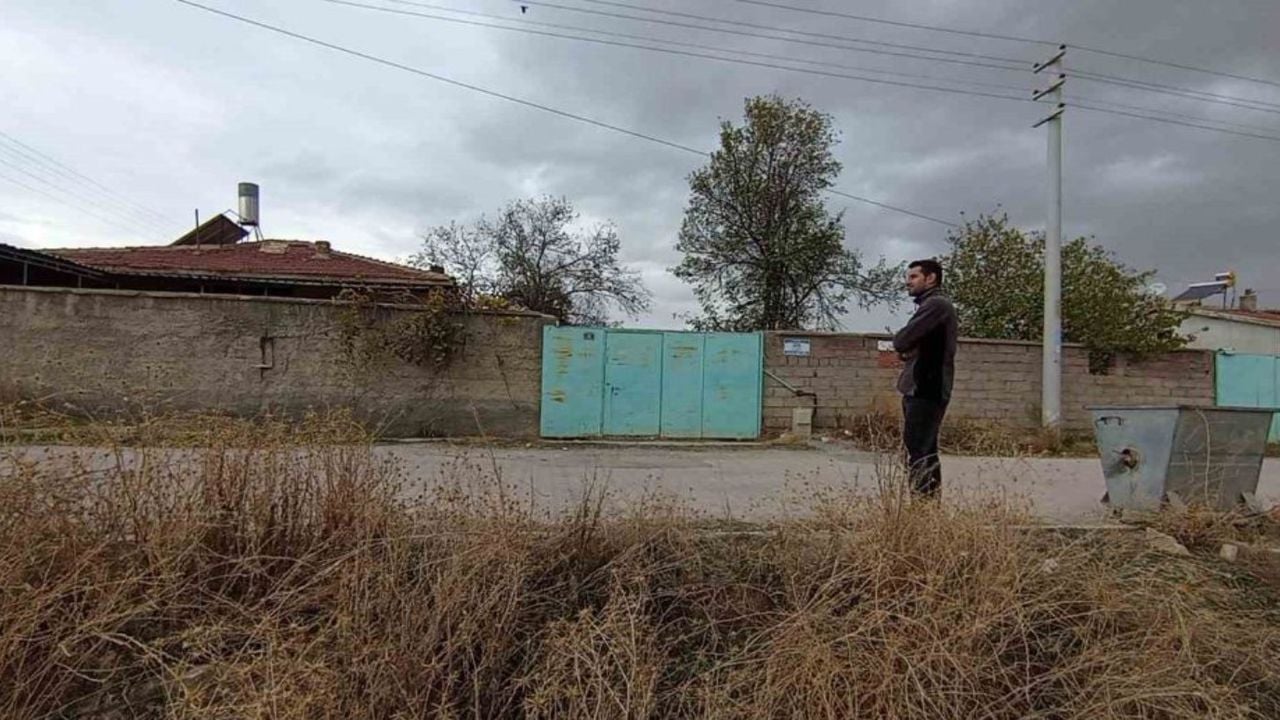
[44,241,451,287]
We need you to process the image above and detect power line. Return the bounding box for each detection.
[323,0,1032,104]
[176,0,703,154]
[0,140,178,235]
[176,0,959,227]
[825,189,954,225]
[0,155,171,238]
[1071,69,1280,115]
[728,0,1054,47]
[336,1,1280,145]
[175,0,1278,238]
[0,171,155,237]
[377,0,1034,94]
[728,0,1280,90]
[1069,102,1280,143]
[1064,94,1280,136]
[524,0,1032,64]
[1069,44,1280,91]
[0,145,176,237]
[530,0,1280,113]
[513,0,1030,72]
[0,131,177,229]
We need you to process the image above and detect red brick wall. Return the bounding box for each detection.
[763,333,1214,434]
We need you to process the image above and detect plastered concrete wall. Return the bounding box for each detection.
[0,286,552,437]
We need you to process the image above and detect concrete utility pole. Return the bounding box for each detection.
[1033,45,1066,431]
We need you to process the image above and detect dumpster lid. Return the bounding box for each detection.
[1088,404,1280,413]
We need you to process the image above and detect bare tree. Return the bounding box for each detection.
[411,221,494,306]
[414,196,651,325]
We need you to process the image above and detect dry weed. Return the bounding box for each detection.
[2,409,1279,718]
[838,408,1096,457]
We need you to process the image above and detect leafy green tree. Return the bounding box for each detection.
[672,95,898,331]
[942,213,1186,368]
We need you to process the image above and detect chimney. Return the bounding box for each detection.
[313,240,332,258]
[1240,289,1258,312]
[429,264,445,274]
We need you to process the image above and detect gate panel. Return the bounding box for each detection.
[661,332,705,438]
[603,331,663,436]
[539,326,604,438]
[701,333,763,439]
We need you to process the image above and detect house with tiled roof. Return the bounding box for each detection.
[1181,293,1280,355]
[1,212,451,300]
[0,185,561,438]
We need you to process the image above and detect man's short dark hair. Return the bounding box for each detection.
[909,259,943,286]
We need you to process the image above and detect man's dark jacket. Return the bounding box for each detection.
[892,287,958,403]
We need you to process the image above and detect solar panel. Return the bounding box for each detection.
[1173,281,1229,302]
[170,214,248,246]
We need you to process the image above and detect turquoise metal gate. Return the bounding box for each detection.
[540,328,762,439]
[602,331,663,436]
[1215,352,1280,442]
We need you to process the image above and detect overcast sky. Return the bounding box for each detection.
[2,0,1278,329]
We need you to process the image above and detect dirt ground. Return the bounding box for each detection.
[385,441,1280,523]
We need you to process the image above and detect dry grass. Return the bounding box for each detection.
[3,413,1280,718]
[1136,501,1280,553]
[837,409,1098,457]
[0,400,373,447]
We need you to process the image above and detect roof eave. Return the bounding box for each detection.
[1186,308,1280,329]
[0,244,108,279]
[99,268,453,287]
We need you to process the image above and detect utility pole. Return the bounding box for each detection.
[1033,45,1066,431]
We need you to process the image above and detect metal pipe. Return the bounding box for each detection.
[764,369,818,405]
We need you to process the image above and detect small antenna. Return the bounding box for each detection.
[194,209,200,247]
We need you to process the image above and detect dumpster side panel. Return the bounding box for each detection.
[1168,408,1271,509]
[1091,408,1179,511]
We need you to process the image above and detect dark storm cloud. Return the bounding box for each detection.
[2,0,1277,324]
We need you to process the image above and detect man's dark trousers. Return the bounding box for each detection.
[902,396,947,497]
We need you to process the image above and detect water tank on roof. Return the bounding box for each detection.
[238,182,260,227]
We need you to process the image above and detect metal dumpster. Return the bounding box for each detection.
[1090,405,1275,512]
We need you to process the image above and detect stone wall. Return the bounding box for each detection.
[1,286,1220,439]
[0,286,552,437]
[763,332,1215,434]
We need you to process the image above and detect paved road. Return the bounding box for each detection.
[385,442,1280,523]
[10,442,1278,523]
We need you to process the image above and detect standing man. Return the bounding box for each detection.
[892,259,958,497]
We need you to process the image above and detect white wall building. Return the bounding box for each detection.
[1181,307,1280,354]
